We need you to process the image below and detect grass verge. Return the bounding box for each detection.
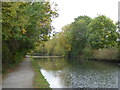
[31,58,51,89]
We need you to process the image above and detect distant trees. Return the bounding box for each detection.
[2,2,58,70]
[41,15,119,58]
[66,16,92,57]
[87,15,118,49]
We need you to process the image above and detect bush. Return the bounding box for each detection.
[82,44,93,58]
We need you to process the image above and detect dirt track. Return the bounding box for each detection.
[2,58,34,88]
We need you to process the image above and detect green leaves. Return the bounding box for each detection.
[2,2,58,66]
[2,2,58,42]
[43,16,92,57]
[87,15,118,49]
[63,16,92,57]
[42,15,118,58]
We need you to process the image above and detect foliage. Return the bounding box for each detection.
[87,15,118,49]
[82,43,93,58]
[74,15,92,25]
[40,15,119,59]
[2,2,58,70]
[41,16,92,57]
[67,20,88,57]
[62,16,92,57]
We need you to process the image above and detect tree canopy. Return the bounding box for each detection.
[39,15,119,58]
[2,2,58,69]
[87,15,118,49]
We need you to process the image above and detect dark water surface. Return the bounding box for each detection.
[34,58,119,88]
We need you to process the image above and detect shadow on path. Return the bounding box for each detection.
[2,58,34,88]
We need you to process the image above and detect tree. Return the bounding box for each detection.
[87,15,118,49]
[74,15,92,25]
[67,20,88,57]
[63,16,92,57]
[44,15,92,57]
[45,37,58,56]
[2,2,58,69]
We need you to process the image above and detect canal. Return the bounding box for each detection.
[33,57,119,88]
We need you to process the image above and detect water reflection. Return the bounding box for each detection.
[34,58,118,88]
[41,69,62,88]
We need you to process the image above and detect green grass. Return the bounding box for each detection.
[31,58,51,89]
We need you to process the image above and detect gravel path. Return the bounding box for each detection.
[2,58,34,88]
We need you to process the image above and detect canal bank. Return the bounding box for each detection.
[84,57,120,64]
[31,55,120,65]
[31,58,51,88]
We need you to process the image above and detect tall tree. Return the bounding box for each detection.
[87,15,118,49]
[65,16,92,57]
[2,2,58,67]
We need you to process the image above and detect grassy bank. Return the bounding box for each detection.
[82,48,119,63]
[31,58,51,88]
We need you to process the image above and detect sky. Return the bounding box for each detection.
[50,0,120,32]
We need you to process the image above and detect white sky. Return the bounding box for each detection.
[50,0,120,32]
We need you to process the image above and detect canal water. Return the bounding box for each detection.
[34,58,119,88]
